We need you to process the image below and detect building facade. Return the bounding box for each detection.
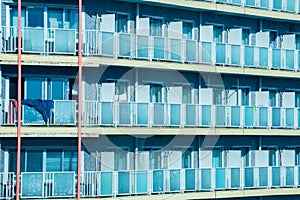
[1,0,300,199]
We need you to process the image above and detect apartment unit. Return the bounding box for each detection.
[1,0,300,199]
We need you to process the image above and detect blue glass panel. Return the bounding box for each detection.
[244,168,254,188]
[297,109,300,128]
[170,39,181,61]
[259,47,268,68]
[286,167,294,186]
[54,173,74,196]
[259,167,268,187]
[23,105,44,124]
[63,151,77,172]
[186,105,196,126]
[101,172,113,195]
[216,106,226,126]
[286,0,295,11]
[273,0,282,10]
[298,52,300,70]
[260,0,269,8]
[202,105,211,126]
[272,108,280,127]
[55,29,75,54]
[136,171,148,193]
[298,167,300,186]
[216,0,226,2]
[186,40,197,62]
[185,169,195,190]
[202,42,212,63]
[101,102,113,125]
[170,170,180,191]
[231,45,240,65]
[154,37,165,59]
[231,0,241,5]
[246,0,255,6]
[21,173,43,197]
[286,50,294,70]
[216,43,226,64]
[231,168,240,188]
[272,167,281,187]
[137,35,148,58]
[216,168,226,189]
[47,151,62,172]
[154,103,164,125]
[26,78,42,99]
[27,151,43,172]
[244,106,254,127]
[231,106,240,126]
[137,103,148,125]
[102,32,114,55]
[119,103,130,124]
[272,49,281,69]
[201,169,211,190]
[54,101,75,125]
[170,104,181,125]
[23,28,44,52]
[119,34,131,57]
[259,107,268,127]
[153,170,164,192]
[118,172,130,194]
[244,46,254,66]
[286,108,294,127]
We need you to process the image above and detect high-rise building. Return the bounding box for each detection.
[1,0,300,199]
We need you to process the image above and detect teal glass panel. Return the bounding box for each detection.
[55,29,75,54]
[201,169,211,190]
[170,39,181,61]
[136,171,148,193]
[118,172,130,194]
[186,105,196,126]
[154,103,164,125]
[259,47,268,67]
[154,37,165,59]
[54,101,75,125]
[65,9,78,32]
[153,170,164,192]
[21,173,43,197]
[48,9,63,28]
[51,79,65,100]
[202,42,212,63]
[231,168,240,188]
[102,32,114,55]
[216,0,226,2]
[259,107,268,127]
[272,108,280,127]
[63,151,77,172]
[46,151,62,172]
[185,169,195,190]
[54,173,74,196]
[246,0,255,6]
[119,102,130,124]
[202,105,211,126]
[259,167,268,187]
[119,34,131,57]
[101,102,113,125]
[298,52,300,70]
[23,105,44,124]
[137,35,148,58]
[170,104,181,125]
[23,28,44,53]
[137,103,148,125]
[273,0,282,10]
[286,0,295,11]
[186,40,197,62]
[231,106,240,126]
[28,7,44,27]
[244,106,254,127]
[286,108,294,127]
[297,109,300,128]
[286,50,294,70]
[27,151,43,172]
[298,167,300,186]
[231,0,241,5]
[100,172,113,195]
[216,168,226,189]
[26,78,43,99]
[272,167,280,187]
[216,106,226,126]
[272,49,281,69]
[244,168,254,188]
[260,0,269,8]
[216,43,226,64]
[286,167,294,186]
[170,170,180,191]
[231,45,240,65]
[244,46,254,66]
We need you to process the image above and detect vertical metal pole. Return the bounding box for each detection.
[16,0,22,199]
[77,0,82,199]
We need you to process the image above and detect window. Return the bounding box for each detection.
[182,85,192,104]
[183,21,193,40]
[115,149,127,170]
[213,89,223,105]
[269,148,277,166]
[269,31,278,48]
[213,26,223,43]
[150,84,162,103]
[296,35,300,50]
[269,90,277,107]
[46,151,63,172]
[48,9,63,28]
[241,88,250,106]
[295,147,300,165]
[182,149,192,168]
[28,7,44,27]
[10,7,25,29]
[9,151,25,173]
[151,151,162,169]
[63,151,77,172]
[116,14,128,33]
[296,92,300,107]
[241,147,250,167]
[115,81,128,102]
[64,8,78,31]
[212,148,222,168]
[242,29,250,45]
[26,78,45,99]
[150,18,162,37]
